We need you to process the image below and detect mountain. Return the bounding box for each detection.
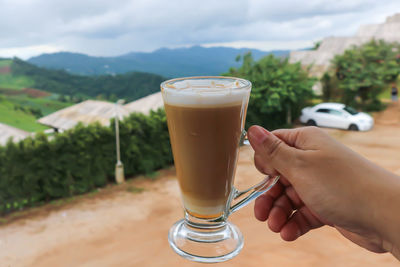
[28,46,290,77]
[11,58,166,101]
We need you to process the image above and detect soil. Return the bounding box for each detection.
[0,87,50,98]
[22,88,50,98]
[1,103,399,267]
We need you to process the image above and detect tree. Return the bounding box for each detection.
[330,40,400,110]
[225,53,315,129]
[312,40,322,50]
[57,94,67,102]
[11,58,166,102]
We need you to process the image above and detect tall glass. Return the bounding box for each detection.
[161,77,279,263]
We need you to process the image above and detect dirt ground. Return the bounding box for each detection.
[1,103,400,267]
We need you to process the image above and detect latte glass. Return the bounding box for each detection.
[161,76,279,263]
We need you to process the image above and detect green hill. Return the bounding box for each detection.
[0,58,166,132]
[12,58,166,101]
[0,97,48,132]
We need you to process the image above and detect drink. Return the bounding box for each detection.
[161,77,279,263]
[164,102,245,219]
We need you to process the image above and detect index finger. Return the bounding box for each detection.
[272,127,324,151]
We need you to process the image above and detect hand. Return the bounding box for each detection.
[247,126,400,259]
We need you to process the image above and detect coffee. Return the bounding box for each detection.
[163,87,249,219]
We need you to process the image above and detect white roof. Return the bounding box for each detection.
[38,100,130,131]
[314,102,345,109]
[124,92,164,114]
[0,123,30,145]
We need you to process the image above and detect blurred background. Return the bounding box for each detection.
[0,0,399,266]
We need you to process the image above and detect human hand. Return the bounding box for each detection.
[248,126,400,259]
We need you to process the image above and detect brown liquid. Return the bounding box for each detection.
[165,102,246,219]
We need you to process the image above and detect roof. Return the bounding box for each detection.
[289,13,400,77]
[124,92,164,114]
[37,100,130,131]
[314,102,345,109]
[0,123,30,145]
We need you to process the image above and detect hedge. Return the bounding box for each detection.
[0,109,172,215]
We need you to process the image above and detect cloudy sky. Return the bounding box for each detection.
[1,0,400,59]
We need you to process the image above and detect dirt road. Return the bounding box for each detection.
[1,103,399,267]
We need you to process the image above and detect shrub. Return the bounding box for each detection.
[325,40,400,110]
[0,109,172,215]
[225,53,315,130]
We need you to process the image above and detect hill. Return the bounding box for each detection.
[11,59,166,101]
[0,96,49,132]
[28,46,290,77]
[0,58,166,131]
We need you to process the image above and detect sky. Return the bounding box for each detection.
[0,0,400,59]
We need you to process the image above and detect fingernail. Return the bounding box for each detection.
[248,126,269,146]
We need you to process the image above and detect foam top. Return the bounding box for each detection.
[161,78,251,107]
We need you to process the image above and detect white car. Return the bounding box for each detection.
[299,103,374,131]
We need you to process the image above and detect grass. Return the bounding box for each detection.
[0,91,73,132]
[0,98,48,132]
[0,60,72,132]
[126,186,145,194]
[0,59,12,68]
[49,197,76,207]
[0,73,34,90]
[0,59,34,90]
[0,59,73,132]
[7,95,72,116]
[145,171,160,180]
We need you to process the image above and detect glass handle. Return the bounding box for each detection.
[229,131,280,214]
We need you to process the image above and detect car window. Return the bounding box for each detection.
[316,108,329,113]
[343,106,358,115]
[328,109,344,116]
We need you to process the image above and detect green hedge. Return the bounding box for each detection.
[0,109,172,215]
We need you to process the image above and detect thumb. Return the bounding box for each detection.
[248,125,299,179]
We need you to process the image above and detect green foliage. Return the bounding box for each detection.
[11,58,166,101]
[13,104,43,118]
[225,53,315,129]
[312,41,322,50]
[329,40,400,110]
[0,109,172,214]
[0,54,316,214]
[321,72,342,102]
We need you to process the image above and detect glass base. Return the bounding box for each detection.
[168,219,243,263]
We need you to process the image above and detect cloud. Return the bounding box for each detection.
[0,0,399,58]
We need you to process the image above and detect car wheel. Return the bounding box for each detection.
[348,124,359,131]
[306,119,317,126]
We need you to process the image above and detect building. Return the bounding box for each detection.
[289,13,400,78]
[38,93,166,131]
[0,123,30,145]
[38,100,130,132]
[124,92,163,114]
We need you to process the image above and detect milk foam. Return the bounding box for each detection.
[162,78,250,107]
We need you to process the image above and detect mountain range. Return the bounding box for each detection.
[28,46,290,77]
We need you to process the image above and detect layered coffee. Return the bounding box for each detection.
[163,85,249,219]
